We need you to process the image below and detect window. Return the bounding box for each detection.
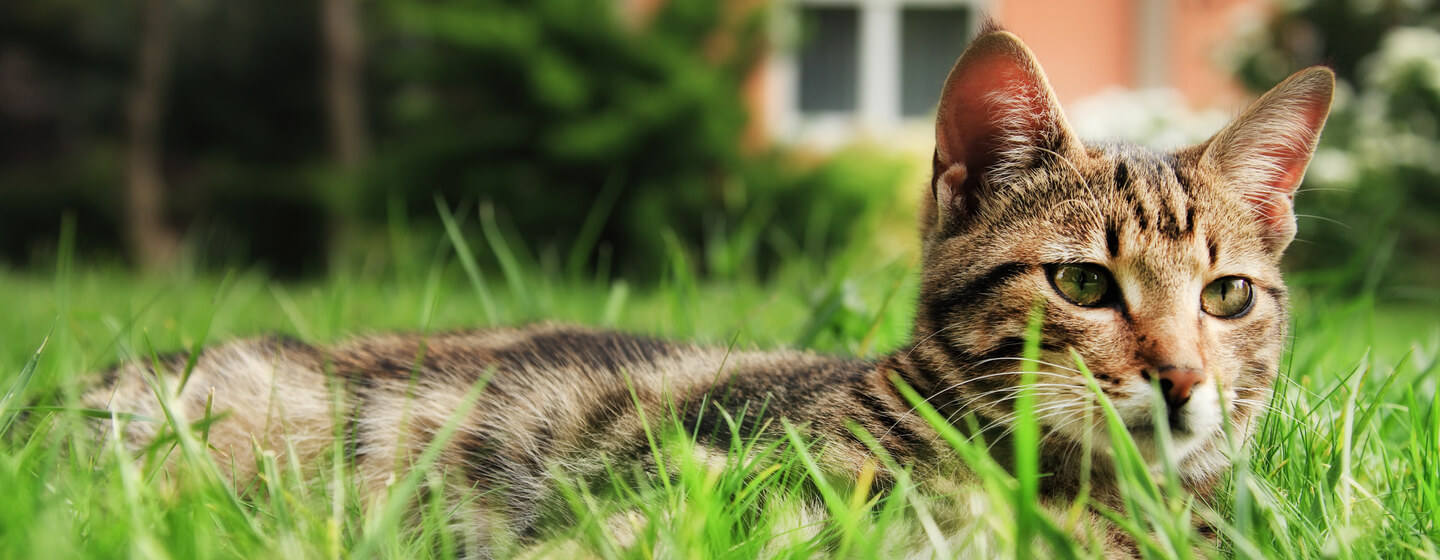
[783,0,980,141]
[900,7,970,117]
[797,6,859,114]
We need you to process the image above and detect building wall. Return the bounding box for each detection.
[996,0,1137,109]
[699,0,1272,145]
[988,0,1265,112]
[1168,0,1269,110]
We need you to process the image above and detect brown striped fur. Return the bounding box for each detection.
[82,26,1334,558]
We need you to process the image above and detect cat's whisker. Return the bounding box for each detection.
[940,390,1077,414]
[937,385,1082,414]
[968,356,1085,375]
[964,382,1083,395]
[1294,213,1350,228]
[954,380,1084,400]
[978,401,1089,450]
[1028,404,1103,454]
[920,346,1083,381]
[962,398,1085,436]
[1230,397,1314,430]
[938,370,1077,394]
[1036,405,1100,450]
[903,323,967,360]
[873,369,1073,441]
[932,389,1078,433]
[876,366,1076,443]
[936,384,1084,424]
[924,397,1079,447]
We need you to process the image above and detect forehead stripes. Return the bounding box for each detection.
[1107,152,1198,243]
[1106,223,1122,258]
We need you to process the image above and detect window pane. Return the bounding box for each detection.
[901,7,971,117]
[797,7,858,114]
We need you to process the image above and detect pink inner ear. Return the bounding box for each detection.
[1247,147,1308,223]
[1247,100,1331,223]
[938,50,1051,173]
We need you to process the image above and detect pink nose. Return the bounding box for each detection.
[1145,367,1204,410]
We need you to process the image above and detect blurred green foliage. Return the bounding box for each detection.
[1234,1,1440,296]
[0,0,331,273]
[0,0,899,279]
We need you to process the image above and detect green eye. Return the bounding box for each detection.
[1048,264,1113,307]
[1201,276,1253,317]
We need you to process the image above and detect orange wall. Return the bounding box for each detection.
[1169,0,1265,110]
[733,0,1267,143]
[996,0,1137,109]
[997,0,1262,111]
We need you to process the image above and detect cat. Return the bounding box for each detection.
[82,24,1334,558]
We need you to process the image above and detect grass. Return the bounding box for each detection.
[0,206,1437,559]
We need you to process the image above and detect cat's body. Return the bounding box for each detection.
[90,327,952,550]
[83,25,1334,558]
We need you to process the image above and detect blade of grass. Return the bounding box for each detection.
[1351,350,1410,450]
[387,191,413,279]
[601,280,629,327]
[12,406,161,424]
[269,285,315,341]
[567,172,627,281]
[1011,301,1044,558]
[435,195,498,324]
[54,211,75,306]
[857,259,913,355]
[136,331,264,540]
[0,325,53,437]
[352,370,493,560]
[479,201,534,316]
[177,269,236,393]
[781,420,853,552]
[660,229,697,335]
[793,281,845,349]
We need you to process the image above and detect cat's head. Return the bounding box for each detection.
[910,27,1333,479]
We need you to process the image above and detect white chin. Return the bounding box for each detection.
[1136,413,1221,464]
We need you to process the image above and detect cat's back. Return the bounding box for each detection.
[85,323,877,489]
[326,323,858,404]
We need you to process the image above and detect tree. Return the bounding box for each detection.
[125,0,180,269]
[321,0,368,171]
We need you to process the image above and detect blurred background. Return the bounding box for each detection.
[1,0,1437,297]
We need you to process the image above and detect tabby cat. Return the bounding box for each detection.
[85,25,1334,558]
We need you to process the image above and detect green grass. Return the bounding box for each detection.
[1,215,1437,559]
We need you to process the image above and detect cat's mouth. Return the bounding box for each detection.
[1114,395,1230,454]
[1124,410,1196,438]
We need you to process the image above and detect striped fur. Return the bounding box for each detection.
[82,28,1334,558]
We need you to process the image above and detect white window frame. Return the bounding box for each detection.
[769,0,990,148]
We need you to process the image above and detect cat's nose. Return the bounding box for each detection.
[1143,366,1204,410]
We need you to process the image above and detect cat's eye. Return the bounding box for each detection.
[1201,277,1253,317]
[1048,264,1114,307]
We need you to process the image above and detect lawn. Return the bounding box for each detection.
[0,219,1436,559]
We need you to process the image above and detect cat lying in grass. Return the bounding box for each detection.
[83,23,1333,558]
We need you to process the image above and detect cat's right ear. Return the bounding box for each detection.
[926,29,1079,238]
[1200,67,1334,254]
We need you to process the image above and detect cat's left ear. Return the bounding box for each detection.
[1201,67,1335,253]
[926,28,1082,238]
